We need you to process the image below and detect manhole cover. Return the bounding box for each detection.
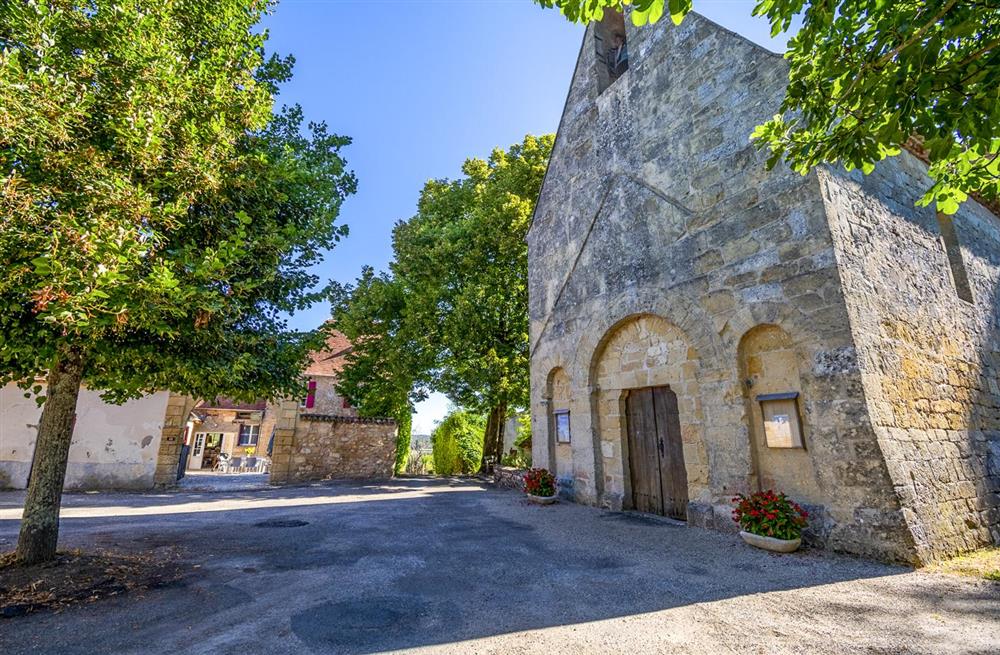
[254,519,309,528]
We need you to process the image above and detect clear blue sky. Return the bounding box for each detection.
[263,1,795,434]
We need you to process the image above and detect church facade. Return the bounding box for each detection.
[528,12,1000,564]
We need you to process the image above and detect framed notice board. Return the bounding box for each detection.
[756,392,803,449]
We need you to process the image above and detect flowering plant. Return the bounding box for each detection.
[523,468,557,497]
[732,490,808,541]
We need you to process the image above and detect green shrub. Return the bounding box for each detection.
[432,410,486,476]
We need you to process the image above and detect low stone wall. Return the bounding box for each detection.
[494,466,525,491]
[270,405,396,484]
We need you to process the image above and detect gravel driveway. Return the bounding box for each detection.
[0,478,997,654]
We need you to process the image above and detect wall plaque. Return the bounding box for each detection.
[756,392,803,449]
[554,410,571,444]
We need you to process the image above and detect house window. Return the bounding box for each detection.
[238,424,260,446]
[937,212,974,303]
[554,410,571,444]
[235,411,253,421]
[301,379,317,409]
[594,10,628,94]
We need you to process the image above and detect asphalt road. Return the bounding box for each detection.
[1,478,997,654]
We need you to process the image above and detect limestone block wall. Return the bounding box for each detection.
[738,325,820,504]
[0,383,173,490]
[546,368,574,480]
[527,13,914,561]
[820,156,1000,561]
[153,394,197,487]
[593,316,709,505]
[270,402,396,484]
[307,375,358,416]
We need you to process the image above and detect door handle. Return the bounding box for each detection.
[658,438,664,456]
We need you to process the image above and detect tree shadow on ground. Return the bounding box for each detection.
[0,479,996,654]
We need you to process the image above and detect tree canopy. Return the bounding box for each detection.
[332,135,553,471]
[431,409,487,476]
[1,0,355,563]
[535,0,1000,215]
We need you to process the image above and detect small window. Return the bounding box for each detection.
[238,424,260,446]
[937,212,974,303]
[594,10,628,94]
[235,411,253,421]
[301,379,317,409]
[554,410,571,444]
[193,433,205,455]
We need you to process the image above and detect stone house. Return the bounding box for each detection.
[267,331,398,483]
[181,331,361,471]
[184,398,275,471]
[528,11,1000,564]
[1,330,396,488]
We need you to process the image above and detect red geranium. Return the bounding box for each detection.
[523,468,557,497]
[732,490,808,540]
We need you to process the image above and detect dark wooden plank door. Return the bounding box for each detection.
[652,386,689,520]
[625,388,661,514]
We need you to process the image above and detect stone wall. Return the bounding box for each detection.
[0,383,175,491]
[494,466,525,491]
[307,374,358,417]
[153,395,197,487]
[820,157,1000,561]
[527,13,915,562]
[269,400,396,484]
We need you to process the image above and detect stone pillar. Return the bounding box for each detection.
[153,394,195,488]
[268,400,300,485]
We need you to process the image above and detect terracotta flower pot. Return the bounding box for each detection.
[526,493,558,505]
[740,530,801,553]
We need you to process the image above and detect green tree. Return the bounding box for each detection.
[535,0,1000,215]
[0,2,355,564]
[334,135,552,474]
[329,268,433,474]
[431,409,487,476]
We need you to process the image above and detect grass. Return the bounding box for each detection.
[927,547,1000,581]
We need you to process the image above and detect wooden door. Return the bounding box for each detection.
[625,386,689,520]
[626,388,661,514]
[189,433,206,470]
[652,386,689,520]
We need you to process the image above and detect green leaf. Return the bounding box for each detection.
[667,0,690,25]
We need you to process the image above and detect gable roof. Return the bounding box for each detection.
[305,330,353,377]
[527,12,784,237]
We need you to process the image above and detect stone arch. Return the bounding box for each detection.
[544,367,573,480]
[588,313,710,512]
[571,285,724,384]
[737,324,821,503]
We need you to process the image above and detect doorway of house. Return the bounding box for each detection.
[189,432,224,471]
[200,433,223,470]
[625,386,689,520]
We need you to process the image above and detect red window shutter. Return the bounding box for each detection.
[306,380,317,409]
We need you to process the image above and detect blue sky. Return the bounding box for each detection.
[263,1,795,434]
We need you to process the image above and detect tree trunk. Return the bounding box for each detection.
[480,404,507,475]
[15,346,85,566]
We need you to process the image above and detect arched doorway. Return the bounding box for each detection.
[589,314,708,515]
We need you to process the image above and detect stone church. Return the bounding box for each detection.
[528,11,1000,564]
